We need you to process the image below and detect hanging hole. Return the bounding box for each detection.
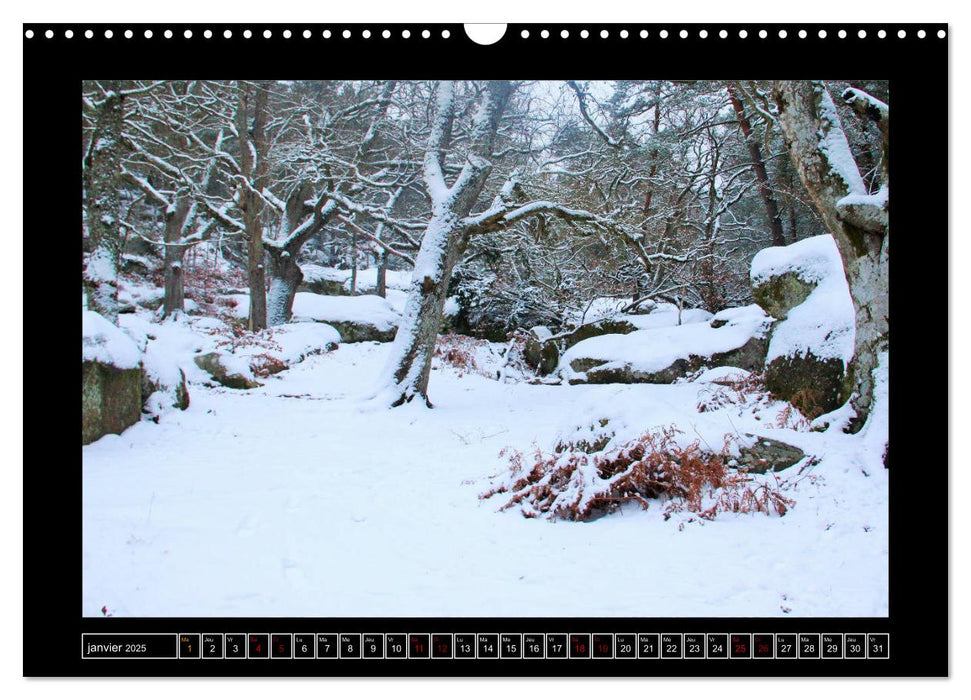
[464,24,506,45]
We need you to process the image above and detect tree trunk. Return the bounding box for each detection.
[376,249,388,298]
[384,215,467,406]
[237,81,270,332]
[728,83,787,247]
[161,199,192,319]
[381,80,514,407]
[264,184,331,327]
[350,231,358,295]
[773,81,889,431]
[266,249,303,326]
[82,85,126,322]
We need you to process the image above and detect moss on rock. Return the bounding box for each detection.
[752,271,815,320]
[82,361,142,445]
[764,351,848,416]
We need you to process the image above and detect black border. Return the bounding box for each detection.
[24,22,949,677]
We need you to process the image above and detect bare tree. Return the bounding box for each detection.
[82,82,129,321]
[379,81,605,406]
[237,81,271,331]
[727,82,786,247]
[773,80,889,430]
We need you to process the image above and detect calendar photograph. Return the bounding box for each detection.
[80,77,891,619]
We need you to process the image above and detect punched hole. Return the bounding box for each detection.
[464,24,506,45]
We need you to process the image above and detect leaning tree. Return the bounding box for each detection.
[773,80,889,430]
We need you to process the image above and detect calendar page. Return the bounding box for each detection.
[23,22,947,677]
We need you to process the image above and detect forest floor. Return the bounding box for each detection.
[83,338,889,618]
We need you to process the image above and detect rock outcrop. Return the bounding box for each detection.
[82,310,144,444]
[750,235,855,416]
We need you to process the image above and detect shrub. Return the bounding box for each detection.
[696,372,771,413]
[482,426,795,522]
[696,372,811,431]
[433,332,493,378]
[249,352,289,377]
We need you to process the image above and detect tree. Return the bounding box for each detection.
[262,80,407,325]
[773,80,889,430]
[727,82,786,247]
[379,81,604,406]
[237,81,271,331]
[82,82,128,322]
[120,81,241,319]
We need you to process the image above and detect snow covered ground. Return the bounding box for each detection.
[83,338,888,619]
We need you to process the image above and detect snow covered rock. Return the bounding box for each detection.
[523,326,559,375]
[298,265,413,296]
[141,344,190,414]
[524,309,714,377]
[298,264,348,296]
[193,352,262,390]
[562,310,772,385]
[750,235,855,415]
[735,435,807,475]
[691,366,753,385]
[82,311,143,444]
[117,282,165,313]
[291,292,399,343]
[232,322,341,376]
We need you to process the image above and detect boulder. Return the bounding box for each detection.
[298,264,350,296]
[326,320,396,344]
[82,310,144,444]
[193,351,262,390]
[751,271,815,320]
[82,362,143,445]
[141,364,190,412]
[735,435,807,474]
[764,352,847,416]
[750,235,855,416]
[563,309,772,385]
[525,318,642,377]
[291,293,399,343]
[563,318,639,348]
[576,334,769,385]
[523,326,560,375]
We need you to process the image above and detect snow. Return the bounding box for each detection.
[292,293,399,331]
[82,310,141,369]
[817,86,867,196]
[300,264,346,284]
[837,185,889,211]
[221,292,400,333]
[236,322,341,366]
[83,340,888,618]
[561,311,771,376]
[443,296,460,317]
[571,298,712,330]
[710,304,768,325]
[301,264,412,294]
[751,234,841,286]
[692,366,752,384]
[117,281,164,310]
[751,235,855,364]
[626,308,713,330]
[84,247,117,283]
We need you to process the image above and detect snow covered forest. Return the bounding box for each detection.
[82,79,891,617]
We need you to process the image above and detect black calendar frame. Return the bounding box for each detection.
[23,22,949,677]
